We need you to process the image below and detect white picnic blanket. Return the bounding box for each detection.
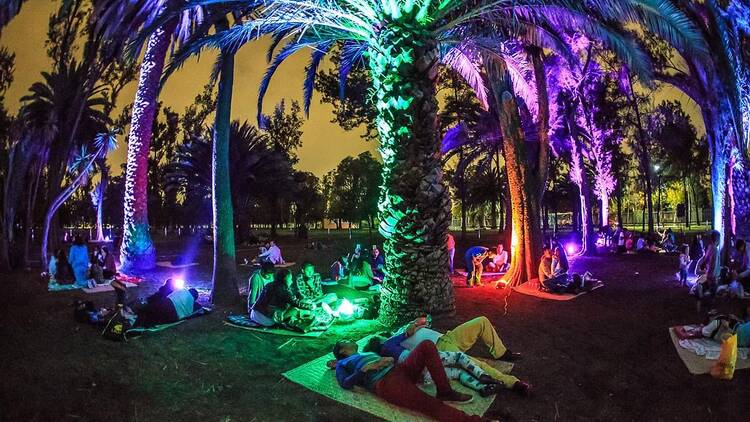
[678,337,750,360]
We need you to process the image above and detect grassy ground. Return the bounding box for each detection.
[1,231,748,421]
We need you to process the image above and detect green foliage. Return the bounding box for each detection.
[323,152,382,226]
[263,100,304,164]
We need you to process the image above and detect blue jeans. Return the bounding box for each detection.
[679,269,688,286]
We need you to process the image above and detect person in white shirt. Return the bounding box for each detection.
[487,244,509,272]
[256,240,284,264]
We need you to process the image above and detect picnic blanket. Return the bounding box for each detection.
[224,314,326,338]
[240,261,296,268]
[48,282,80,292]
[668,326,750,375]
[512,280,604,301]
[156,261,199,269]
[82,281,138,294]
[127,307,210,337]
[283,334,505,422]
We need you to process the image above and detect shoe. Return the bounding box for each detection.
[499,350,522,362]
[479,383,500,397]
[478,374,503,385]
[512,381,532,397]
[437,391,474,404]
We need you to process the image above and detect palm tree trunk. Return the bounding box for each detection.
[120,23,176,273]
[369,31,453,324]
[210,48,239,306]
[23,161,43,267]
[41,151,100,268]
[95,168,108,241]
[487,59,543,287]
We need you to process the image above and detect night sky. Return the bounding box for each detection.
[0,1,377,178]
[1,1,705,178]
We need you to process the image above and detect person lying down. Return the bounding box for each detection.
[330,338,498,422]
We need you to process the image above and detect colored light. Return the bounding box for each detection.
[566,244,577,255]
[337,299,354,318]
[173,278,185,289]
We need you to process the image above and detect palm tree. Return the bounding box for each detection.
[41,130,119,268]
[89,161,110,242]
[94,0,206,273]
[645,1,746,254]
[175,0,706,321]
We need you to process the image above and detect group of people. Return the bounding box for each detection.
[608,226,673,254]
[247,259,374,331]
[682,230,750,311]
[329,243,385,288]
[461,243,509,287]
[329,316,530,422]
[48,235,117,288]
[538,239,602,294]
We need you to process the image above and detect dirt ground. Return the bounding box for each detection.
[1,231,748,422]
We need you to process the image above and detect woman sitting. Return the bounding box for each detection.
[250,269,312,327]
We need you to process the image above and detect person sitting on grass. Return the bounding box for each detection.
[247,262,275,313]
[88,254,104,288]
[370,245,385,281]
[294,262,338,308]
[464,246,495,287]
[332,339,488,422]
[49,248,75,285]
[486,243,509,273]
[347,257,377,290]
[250,269,312,328]
[330,254,350,281]
[551,240,569,276]
[256,240,284,265]
[69,235,90,287]
[538,247,554,284]
[363,329,502,397]
[100,246,117,278]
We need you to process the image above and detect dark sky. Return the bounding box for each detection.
[1,1,705,178]
[0,1,377,177]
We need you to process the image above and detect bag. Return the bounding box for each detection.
[101,309,133,342]
[710,334,738,380]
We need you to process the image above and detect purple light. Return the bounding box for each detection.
[566,244,577,255]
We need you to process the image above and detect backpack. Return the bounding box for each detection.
[101,309,133,342]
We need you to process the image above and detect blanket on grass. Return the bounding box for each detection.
[127,307,210,338]
[282,334,504,422]
[512,280,604,301]
[455,270,506,278]
[224,314,327,338]
[668,326,750,375]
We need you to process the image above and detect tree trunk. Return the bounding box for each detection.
[42,152,100,268]
[95,168,108,241]
[616,185,623,228]
[211,48,240,307]
[23,162,43,267]
[683,174,690,228]
[626,71,654,235]
[731,160,750,240]
[120,23,176,273]
[487,59,542,287]
[369,30,453,325]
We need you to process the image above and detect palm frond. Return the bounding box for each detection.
[303,41,335,116]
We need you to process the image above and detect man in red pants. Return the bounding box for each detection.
[333,339,494,422]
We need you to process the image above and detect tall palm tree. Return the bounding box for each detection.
[176,0,705,321]
[41,130,119,268]
[646,1,746,254]
[94,0,206,272]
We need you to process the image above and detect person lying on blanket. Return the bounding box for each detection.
[540,272,602,295]
[332,339,497,422]
[362,331,502,397]
[384,316,530,396]
[250,269,313,328]
[113,278,202,327]
[294,262,338,309]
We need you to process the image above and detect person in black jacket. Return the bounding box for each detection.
[250,269,311,327]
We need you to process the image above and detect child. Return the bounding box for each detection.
[678,245,690,287]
